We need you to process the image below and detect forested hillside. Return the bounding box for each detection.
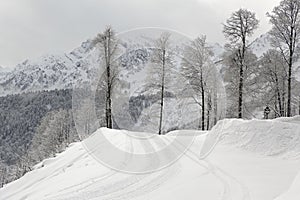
[0,89,78,187]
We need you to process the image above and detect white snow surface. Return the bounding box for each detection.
[275,170,300,200]
[1,117,300,200]
[215,117,300,158]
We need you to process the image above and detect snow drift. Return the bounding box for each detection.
[275,170,300,200]
[1,117,300,200]
[210,116,300,158]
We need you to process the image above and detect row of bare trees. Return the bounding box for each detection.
[91,0,300,133]
[92,27,221,133]
[267,0,300,117]
[223,0,300,118]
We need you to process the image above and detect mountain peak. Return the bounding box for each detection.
[250,33,272,57]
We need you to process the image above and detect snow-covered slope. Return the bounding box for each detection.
[0,40,99,96]
[275,170,300,200]
[212,117,300,158]
[0,66,11,75]
[250,33,300,81]
[250,34,273,58]
[0,38,148,96]
[1,118,300,200]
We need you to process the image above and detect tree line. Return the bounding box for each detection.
[0,89,78,187]
[223,0,300,118]
[93,0,300,134]
[92,27,224,133]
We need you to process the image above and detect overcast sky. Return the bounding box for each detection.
[0,0,281,68]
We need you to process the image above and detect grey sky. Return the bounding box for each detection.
[0,0,281,68]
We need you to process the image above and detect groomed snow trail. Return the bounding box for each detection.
[1,117,300,200]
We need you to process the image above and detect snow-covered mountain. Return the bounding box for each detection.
[0,32,282,96]
[0,36,163,96]
[0,32,284,97]
[0,40,98,96]
[0,66,11,74]
[1,117,300,200]
[0,35,222,96]
[3,30,300,97]
[250,33,273,58]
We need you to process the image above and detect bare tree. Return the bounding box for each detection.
[223,47,259,118]
[206,90,212,130]
[92,26,119,128]
[223,9,259,118]
[181,36,212,130]
[260,49,287,117]
[267,0,300,117]
[147,32,174,134]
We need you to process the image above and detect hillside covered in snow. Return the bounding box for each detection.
[1,117,299,200]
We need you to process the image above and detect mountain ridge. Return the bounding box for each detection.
[0,32,298,96]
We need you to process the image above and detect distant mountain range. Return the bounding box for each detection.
[0,32,288,97]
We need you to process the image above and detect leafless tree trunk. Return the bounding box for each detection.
[206,91,212,130]
[223,8,259,118]
[147,32,173,134]
[213,89,218,125]
[158,49,166,135]
[92,27,119,128]
[181,36,212,130]
[238,49,244,119]
[200,69,205,130]
[267,0,300,117]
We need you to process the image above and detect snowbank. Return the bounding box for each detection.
[274,170,300,200]
[274,115,300,125]
[1,118,300,200]
[210,117,300,158]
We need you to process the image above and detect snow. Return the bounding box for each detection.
[213,118,300,158]
[0,66,12,73]
[250,34,273,58]
[1,29,300,103]
[1,117,300,200]
[274,170,300,200]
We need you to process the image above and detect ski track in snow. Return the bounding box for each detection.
[3,148,88,200]
[181,143,250,200]
[5,117,299,200]
[44,136,137,200]
[173,134,251,200]
[41,138,249,200]
[206,160,251,200]
[44,135,182,200]
[1,136,252,200]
